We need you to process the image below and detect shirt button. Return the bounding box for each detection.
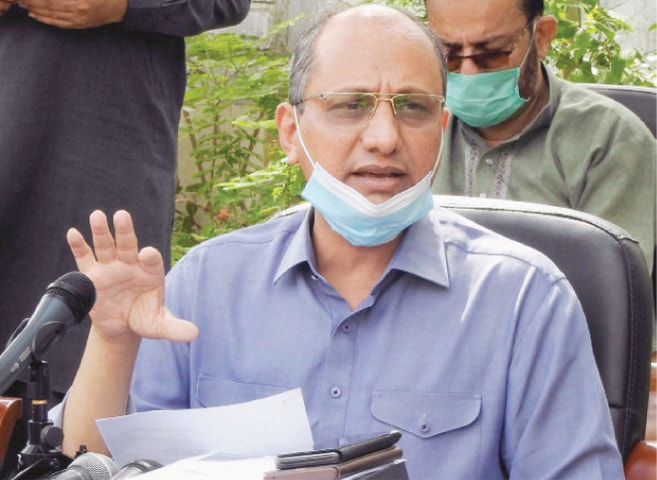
[479,192,487,198]
[310,274,318,281]
[419,414,430,433]
[330,387,341,398]
[485,157,494,166]
[342,323,352,333]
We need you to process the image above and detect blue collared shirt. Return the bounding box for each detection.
[130,206,622,479]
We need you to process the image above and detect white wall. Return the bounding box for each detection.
[225,0,371,48]
[227,0,656,66]
[600,0,656,67]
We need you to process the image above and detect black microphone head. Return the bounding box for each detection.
[47,272,96,322]
[0,271,98,394]
[110,459,163,479]
[124,459,163,472]
[66,452,119,480]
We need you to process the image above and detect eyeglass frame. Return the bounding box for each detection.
[294,92,446,130]
[442,19,536,73]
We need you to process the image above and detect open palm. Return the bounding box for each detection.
[67,210,198,343]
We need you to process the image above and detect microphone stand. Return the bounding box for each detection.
[10,360,72,480]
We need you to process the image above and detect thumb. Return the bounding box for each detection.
[157,308,199,343]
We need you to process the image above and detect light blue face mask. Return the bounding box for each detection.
[445,33,533,128]
[293,107,441,247]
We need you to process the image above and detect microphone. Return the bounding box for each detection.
[0,272,96,394]
[46,452,118,479]
[109,460,163,479]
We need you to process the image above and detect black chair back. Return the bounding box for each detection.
[582,83,657,297]
[435,195,654,460]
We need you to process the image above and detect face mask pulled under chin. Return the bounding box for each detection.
[292,107,440,247]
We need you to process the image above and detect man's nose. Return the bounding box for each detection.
[361,99,400,154]
[458,57,483,75]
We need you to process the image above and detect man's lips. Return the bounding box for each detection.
[349,166,408,198]
[353,165,405,179]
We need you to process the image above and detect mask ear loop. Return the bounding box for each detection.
[432,125,445,175]
[292,106,317,170]
[519,20,537,69]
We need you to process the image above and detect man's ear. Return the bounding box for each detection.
[534,15,557,59]
[276,102,299,165]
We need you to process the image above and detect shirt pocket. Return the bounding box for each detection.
[196,373,292,407]
[370,390,481,439]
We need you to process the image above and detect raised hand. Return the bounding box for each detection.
[67,210,198,344]
[18,0,126,29]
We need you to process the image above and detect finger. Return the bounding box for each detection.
[158,309,199,343]
[21,0,68,10]
[0,1,15,14]
[19,0,48,7]
[22,0,79,26]
[89,210,117,263]
[27,11,80,28]
[27,0,78,10]
[137,246,165,280]
[113,210,139,265]
[66,227,96,272]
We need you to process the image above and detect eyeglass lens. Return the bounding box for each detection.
[444,23,530,72]
[319,93,442,129]
[446,51,513,72]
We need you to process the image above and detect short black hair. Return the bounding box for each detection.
[520,0,544,19]
[424,0,544,21]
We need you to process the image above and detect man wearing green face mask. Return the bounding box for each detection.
[426,0,656,274]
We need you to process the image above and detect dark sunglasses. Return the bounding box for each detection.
[444,21,534,72]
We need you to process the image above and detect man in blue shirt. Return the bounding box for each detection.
[56,4,623,478]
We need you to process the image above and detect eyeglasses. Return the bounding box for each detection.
[298,92,445,130]
[443,21,533,73]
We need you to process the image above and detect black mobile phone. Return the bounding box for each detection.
[274,430,402,470]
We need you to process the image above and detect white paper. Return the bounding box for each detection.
[139,453,277,480]
[96,388,313,468]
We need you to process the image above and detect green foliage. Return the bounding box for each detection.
[545,0,657,85]
[173,23,302,262]
[172,0,656,263]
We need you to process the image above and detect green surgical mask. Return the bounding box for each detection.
[445,27,535,129]
[445,67,528,128]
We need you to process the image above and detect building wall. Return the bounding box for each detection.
[600,0,656,67]
[226,0,656,65]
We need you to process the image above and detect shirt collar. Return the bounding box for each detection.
[274,205,450,288]
[274,206,317,282]
[386,213,449,287]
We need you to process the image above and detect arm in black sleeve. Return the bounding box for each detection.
[120,0,250,37]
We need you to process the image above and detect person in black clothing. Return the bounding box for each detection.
[0,0,250,475]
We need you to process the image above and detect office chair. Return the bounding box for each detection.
[582,83,657,301]
[435,194,655,478]
[582,83,657,137]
